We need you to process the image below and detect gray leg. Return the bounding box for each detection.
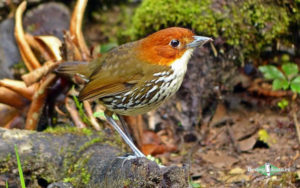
[105,113,145,158]
[117,114,133,142]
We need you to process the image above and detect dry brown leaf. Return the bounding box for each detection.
[202,151,239,168]
[210,103,232,127]
[238,135,257,152]
[34,35,63,61]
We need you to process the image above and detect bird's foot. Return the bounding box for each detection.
[117,154,165,168]
[118,154,145,167]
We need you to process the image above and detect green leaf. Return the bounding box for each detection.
[259,65,285,80]
[100,43,118,53]
[190,181,201,188]
[277,99,289,110]
[272,79,289,90]
[258,129,270,143]
[290,76,300,93]
[93,111,119,120]
[282,63,298,76]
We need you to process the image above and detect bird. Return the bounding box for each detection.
[57,27,212,157]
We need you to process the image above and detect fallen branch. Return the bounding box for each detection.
[0,128,188,187]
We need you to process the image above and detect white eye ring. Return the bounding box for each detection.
[170,39,180,48]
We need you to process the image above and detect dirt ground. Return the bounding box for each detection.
[156,93,300,187]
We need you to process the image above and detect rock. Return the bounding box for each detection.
[23,2,70,40]
[0,128,188,188]
[0,18,21,79]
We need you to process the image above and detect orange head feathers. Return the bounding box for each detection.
[138,27,212,66]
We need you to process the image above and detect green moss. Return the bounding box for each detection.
[63,154,92,186]
[0,154,11,173]
[219,0,290,61]
[120,0,217,42]
[78,137,104,153]
[44,126,93,136]
[120,0,294,62]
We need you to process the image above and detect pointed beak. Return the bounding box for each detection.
[186,36,213,48]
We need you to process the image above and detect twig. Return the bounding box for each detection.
[25,74,57,130]
[83,101,101,130]
[293,112,300,145]
[0,79,35,100]
[63,31,83,61]
[65,97,86,129]
[210,42,218,57]
[226,123,241,153]
[0,87,28,108]
[22,62,59,86]
[15,1,41,71]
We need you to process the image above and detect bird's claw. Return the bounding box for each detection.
[118,155,144,167]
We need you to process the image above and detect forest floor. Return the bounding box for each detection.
[157,93,300,187]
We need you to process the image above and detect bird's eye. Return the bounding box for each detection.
[170,39,180,48]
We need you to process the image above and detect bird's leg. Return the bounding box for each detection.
[105,113,145,158]
[117,114,133,142]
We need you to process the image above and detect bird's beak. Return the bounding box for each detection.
[186,36,213,48]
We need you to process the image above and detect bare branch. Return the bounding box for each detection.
[15,1,41,71]
[0,79,35,100]
[22,62,59,86]
[69,0,90,60]
[0,87,29,108]
[83,101,101,131]
[65,97,86,129]
[25,74,57,130]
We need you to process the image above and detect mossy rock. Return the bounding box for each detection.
[119,0,298,63]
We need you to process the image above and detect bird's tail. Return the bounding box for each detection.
[55,61,89,77]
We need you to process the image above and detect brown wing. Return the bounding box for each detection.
[78,41,167,101]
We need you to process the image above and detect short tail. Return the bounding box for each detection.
[55,61,89,77]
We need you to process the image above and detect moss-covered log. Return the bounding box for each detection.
[0,127,188,188]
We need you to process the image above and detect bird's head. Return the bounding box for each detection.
[138,27,212,66]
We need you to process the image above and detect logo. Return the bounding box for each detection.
[248,163,293,177]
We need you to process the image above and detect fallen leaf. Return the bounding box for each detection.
[202,151,238,168]
[238,136,257,151]
[229,167,245,175]
[210,103,232,127]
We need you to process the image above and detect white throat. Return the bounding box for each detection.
[171,49,194,75]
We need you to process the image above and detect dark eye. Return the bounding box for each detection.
[170,39,180,48]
